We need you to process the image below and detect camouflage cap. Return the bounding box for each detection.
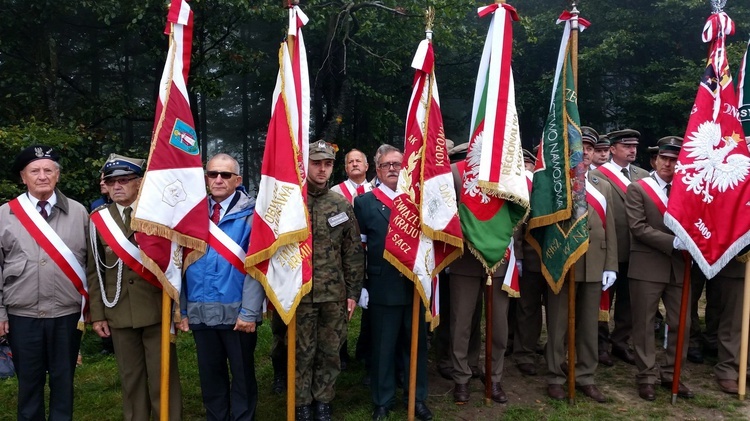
[309,140,336,161]
[102,153,145,179]
[580,126,600,146]
[656,136,683,158]
[607,129,641,145]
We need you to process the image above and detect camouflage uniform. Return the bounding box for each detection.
[295,182,365,406]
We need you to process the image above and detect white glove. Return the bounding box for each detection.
[673,237,687,251]
[602,271,617,291]
[515,260,523,277]
[358,288,369,309]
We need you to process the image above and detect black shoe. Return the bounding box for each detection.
[438,366,452,380]
[414,402,433,421]
[687,347,704,364]
[272,375,286,394]
[295,405,313,421]
[314,402,332,421]
[611,345,636,365]
[372,406,389,421]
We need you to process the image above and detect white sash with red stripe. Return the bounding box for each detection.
[636,177,668,215]
[9,195,88,320]
[208,221,247,274]
[585,179,607,229]
[597,162,631,195]
[90,209,161,294]
[525,170,533,193]
[333,182,355,203]
[501,242,519,297]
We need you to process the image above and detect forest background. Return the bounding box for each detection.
[1,0,750,205]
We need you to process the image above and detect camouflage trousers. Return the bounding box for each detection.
[295,301,347,406]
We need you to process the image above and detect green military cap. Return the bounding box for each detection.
[656,136,682,158]
[102,153,145,179]
[647,145,659,156]
[595,135,610,150]
[580,126,599,146]
[309,140,337,161]
[607,129,640,145]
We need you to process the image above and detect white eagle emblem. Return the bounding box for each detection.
[462,132,491,204]
[676,121,750,203]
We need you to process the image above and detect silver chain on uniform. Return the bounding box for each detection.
[89,223,124,308]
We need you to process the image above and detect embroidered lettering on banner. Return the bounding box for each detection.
[328,212,349,227]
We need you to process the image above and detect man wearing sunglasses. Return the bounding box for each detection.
[88,153,182,420]
[179,153,264,421]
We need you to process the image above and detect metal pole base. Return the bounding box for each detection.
[484,398,492,407]
[671,393,678,405]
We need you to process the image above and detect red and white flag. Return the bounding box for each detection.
[384,37,463,311]
[133,0,208,302]
[245,6,312,325]
[664,11,750,278]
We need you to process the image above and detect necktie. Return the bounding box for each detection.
[621,168,630,180]
[211,203,222,225]
[665,184,671,198]
[123,207,132,229]
[38,200,49,220]
[356,185,365,195]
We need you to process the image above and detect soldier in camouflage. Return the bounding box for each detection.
[295,141,365,421]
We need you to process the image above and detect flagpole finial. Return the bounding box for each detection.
[282,0,299,9]
[496,0,506,4]
[424,7,435,39]
[711,0,727,13]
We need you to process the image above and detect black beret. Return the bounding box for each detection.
[12,145,60,174]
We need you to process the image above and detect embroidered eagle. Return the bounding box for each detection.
[677,121,750,203]
[462,132,491,204]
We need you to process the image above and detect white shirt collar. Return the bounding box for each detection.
[115,203,133,221]
[653,174,670,190]
[27,191,57,211]
[378,183,398,199]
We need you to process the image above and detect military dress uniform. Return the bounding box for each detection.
[88,156,181,420]
[545,164,618,402]
[592,129,649,363]
[711,259,745,394]
[625,143,692,399]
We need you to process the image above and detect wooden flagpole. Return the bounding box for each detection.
[738,261,750,400]
[407,288,420,421]
[671,252,692,405]
[567,2,580,404]
[283,2,299,419]
[159,291,171,421]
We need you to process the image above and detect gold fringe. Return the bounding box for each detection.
[131,219,207,253]
[182,249,204,270]
[383,251,432,309]
[429,313,440,331]
[599,309,610,322]
[77,321,85,332]
[139,253,181,305]
[430,246,463,280]
[248,265,313,326]
[464,242,503,277]
[502,283,520,298]
[422,226,464,250]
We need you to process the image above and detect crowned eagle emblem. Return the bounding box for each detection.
[676,121,750,203]
[462,132,491,204]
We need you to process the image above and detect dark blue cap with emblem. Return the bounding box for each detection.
[102,153,145,178]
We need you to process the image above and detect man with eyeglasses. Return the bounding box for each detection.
[88,153,182,420]
[294,141,364,421]
[354,144,432,421]
[179,153,264,420]
[0,145,89,420]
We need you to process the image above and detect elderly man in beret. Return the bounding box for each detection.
[88,154,182,420]
[592,129,649,366]
[625,136,694,401]
[0,145,89,420]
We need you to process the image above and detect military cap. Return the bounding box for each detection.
[522,148,536,164]
[656,136,682,158]
[595,135,611,149]
[647,145,659,156]
[309,140,337,161]
[580,126,600,146]
[12,144,60,174]
[607,129,640,145]
[445,138,455,153]
[102,153,145,179]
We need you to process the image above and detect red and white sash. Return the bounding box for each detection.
[525,170,533,193]
[636,177,668,215]
[597,162,631,195]
[372,186,394,210]
[585,180,607,229]
[332,181,355,203]
[8,195,88,318]
[90,208,161,289]
[501,242,519,297]
[207,221,247,274]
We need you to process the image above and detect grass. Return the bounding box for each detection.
[1,307,749,420]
